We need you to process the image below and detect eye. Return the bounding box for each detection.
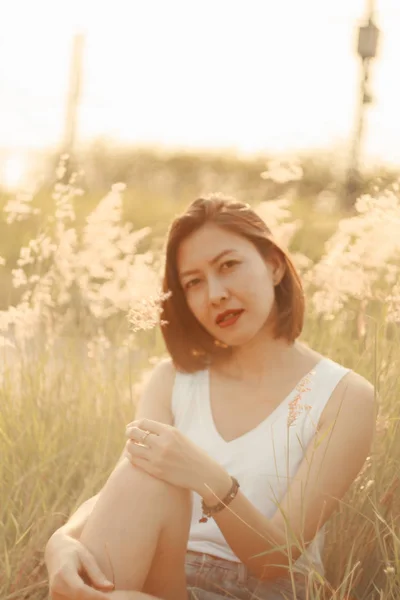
[221,259,239,271]
[184,277,201,290]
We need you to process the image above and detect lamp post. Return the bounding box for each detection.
[344,1,380,207]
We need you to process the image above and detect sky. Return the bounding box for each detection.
[1,0,400,186]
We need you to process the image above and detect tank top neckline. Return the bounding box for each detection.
[200,357,328,446]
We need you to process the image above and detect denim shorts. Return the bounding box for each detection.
[185,550,308,600]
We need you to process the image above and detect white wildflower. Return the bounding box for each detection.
[255,198,293,228]
[3,191,40,224]
[290,252,313,274]
[306,191,400,320]
[128,290,171,333]
[255,198,302,249]
[55,154,70,181]
[12,268,28,288]
[17,246,35,267]
[261,159,303,184]
[77,184,153,320]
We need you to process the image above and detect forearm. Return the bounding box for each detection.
[213,491,297,580]
[198,469,292,581]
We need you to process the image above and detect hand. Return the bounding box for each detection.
[45,530,114,599]
[124,418,231,499]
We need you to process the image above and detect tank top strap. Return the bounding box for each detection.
[302,357,352,437]
[171,369,205,430]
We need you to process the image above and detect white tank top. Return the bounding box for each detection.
[171,356,351,576]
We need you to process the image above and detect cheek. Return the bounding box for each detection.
[185,290,205,320]
[245,272,276,314]
[240,263,273,294]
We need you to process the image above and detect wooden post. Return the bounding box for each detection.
[63,33,85,159]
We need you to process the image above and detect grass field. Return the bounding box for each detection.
[1,162,399,599]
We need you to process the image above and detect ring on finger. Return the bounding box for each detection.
[141,429,151,444]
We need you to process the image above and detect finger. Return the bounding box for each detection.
[124,451,161,478]
[127,418,166,436]
[80,551,115,591]
[125,439,151,459]
[125,426,156,447]
[52,568,110,600]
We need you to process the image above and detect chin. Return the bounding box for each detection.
[216,329,258,348]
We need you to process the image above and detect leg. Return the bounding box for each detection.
[79,458,192,600]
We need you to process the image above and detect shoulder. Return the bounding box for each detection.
[134,358,178,424]
[146,357,179,398]
[151,357,177,382]
[147,357,203,389]
[320,368,375,429]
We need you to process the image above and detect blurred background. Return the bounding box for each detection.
[1,0,399,194]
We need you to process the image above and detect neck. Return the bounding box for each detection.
[216,332,301,384]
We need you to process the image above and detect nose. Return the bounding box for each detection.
[208,275,228,305]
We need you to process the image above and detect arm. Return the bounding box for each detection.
[200,372,375,581]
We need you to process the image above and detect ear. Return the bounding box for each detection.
[267,249,286,287]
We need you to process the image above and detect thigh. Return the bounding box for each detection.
[80,460,186,591]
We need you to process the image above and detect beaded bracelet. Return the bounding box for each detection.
[199,476,240,523]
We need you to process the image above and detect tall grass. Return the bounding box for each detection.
[0,161,399,599]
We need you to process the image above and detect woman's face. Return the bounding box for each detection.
[177,223,284,346]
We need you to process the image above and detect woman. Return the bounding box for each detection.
[45,194,375,600]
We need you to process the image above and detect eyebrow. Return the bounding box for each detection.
[179,249,238,278]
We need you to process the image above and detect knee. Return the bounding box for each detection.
[162,479,192,515]
[107,457,165,496]
[109,458,191,509]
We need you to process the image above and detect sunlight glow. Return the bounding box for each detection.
[1,155,27,191]
[1,0,400,164]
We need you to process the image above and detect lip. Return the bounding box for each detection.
[215,309,244,327]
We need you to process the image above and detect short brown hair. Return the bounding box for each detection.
[161,193,305,373]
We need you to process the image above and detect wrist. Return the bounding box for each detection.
[46,528,66,551]
[55,523,77,540]
[44,529,68,570]
[197,465,233,507]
